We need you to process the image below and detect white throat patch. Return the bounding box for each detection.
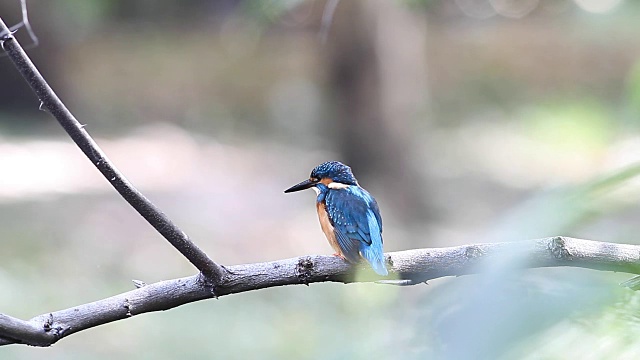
[312,186,321,195]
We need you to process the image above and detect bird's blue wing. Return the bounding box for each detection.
[325,188,370,263]
[325,187,387,275]
[369,196,383,234]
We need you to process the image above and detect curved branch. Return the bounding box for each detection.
[1,237,639,347]
[0,17,224,280]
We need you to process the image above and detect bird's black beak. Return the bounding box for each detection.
[284,179,315,193]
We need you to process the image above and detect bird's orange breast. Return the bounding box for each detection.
[316,201,343,257]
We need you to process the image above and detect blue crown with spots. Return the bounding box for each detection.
[310,161,358,185]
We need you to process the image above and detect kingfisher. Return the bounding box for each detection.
[284,161,388,276]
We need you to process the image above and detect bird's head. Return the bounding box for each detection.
[284,161,358,193]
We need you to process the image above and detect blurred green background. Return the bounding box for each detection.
[2,0,640,358]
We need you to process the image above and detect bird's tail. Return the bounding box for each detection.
[360,244,388,276]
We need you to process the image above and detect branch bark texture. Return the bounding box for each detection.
[1,237,639,347]
[0,17,224,280]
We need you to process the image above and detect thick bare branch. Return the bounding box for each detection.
[0,17,224,280]
[1,237,639,347]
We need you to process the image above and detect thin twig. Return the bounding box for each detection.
[319,0,340,43]
[18,0,39,48]
[0,237,639,347]
[0,17,225,280]
[0,0,38,54]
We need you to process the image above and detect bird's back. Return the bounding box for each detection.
[323,185,387,276]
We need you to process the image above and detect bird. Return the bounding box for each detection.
[284,161,388,276]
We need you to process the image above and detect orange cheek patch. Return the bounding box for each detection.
[320,178,332,185]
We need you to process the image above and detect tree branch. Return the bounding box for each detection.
[0,17,225,280]
[0,237,639,347]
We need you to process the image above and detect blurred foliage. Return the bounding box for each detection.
[627,59,640,125]
[521,99,614,153]
[57,0,113,29]
[242,0,307,24]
